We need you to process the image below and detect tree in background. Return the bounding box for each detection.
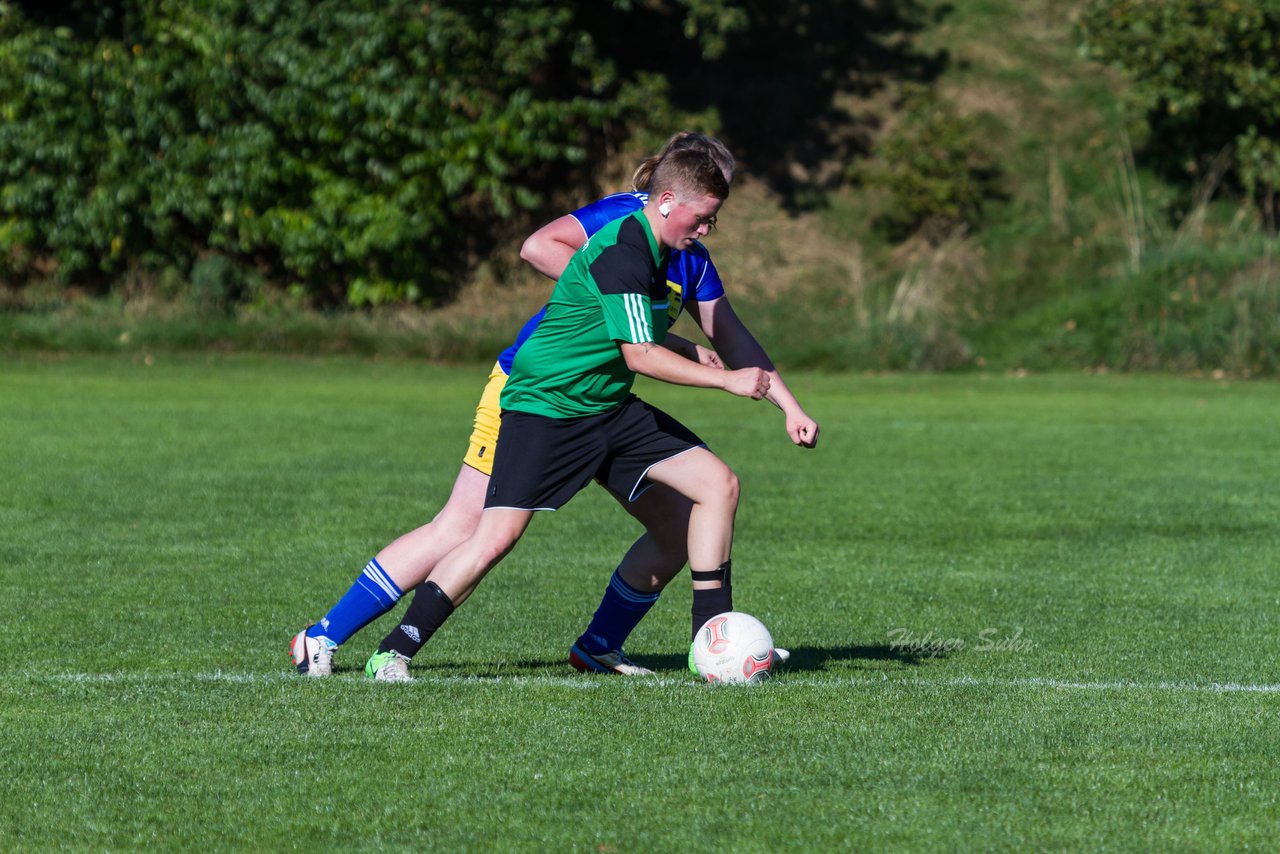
[0,0,944,306]
[0,0,682,305]
[1079,0,1280,226]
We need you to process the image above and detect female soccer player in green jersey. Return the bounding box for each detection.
[290,135,819,681]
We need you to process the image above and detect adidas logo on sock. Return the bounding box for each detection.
[401,624,421,643]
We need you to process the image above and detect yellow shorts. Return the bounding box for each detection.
[462,362,508,477]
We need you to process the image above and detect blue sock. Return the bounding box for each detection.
[307,558,403,646]
[576,570,661,654]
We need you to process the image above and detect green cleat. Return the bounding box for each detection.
[365,650,412,682]
[688,642,699,676]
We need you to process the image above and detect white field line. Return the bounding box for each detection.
[12,671,1280,694]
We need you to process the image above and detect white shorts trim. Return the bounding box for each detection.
[626,444,708,502]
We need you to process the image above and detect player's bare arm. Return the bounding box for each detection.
[620,341,767,399]
[662,332,724,368]
[519,214,585,280]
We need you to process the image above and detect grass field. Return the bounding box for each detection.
[2,355,1279,850]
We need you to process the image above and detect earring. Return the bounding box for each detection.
[659,203,671,217]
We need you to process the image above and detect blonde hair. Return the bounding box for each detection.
[648,148,731,202]
[631,132,735,192]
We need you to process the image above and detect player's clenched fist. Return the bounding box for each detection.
[724,367,771,400]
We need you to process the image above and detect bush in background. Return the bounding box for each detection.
[854,84,1000,241]
[0,0,684,305]
[1078,0,1280,225]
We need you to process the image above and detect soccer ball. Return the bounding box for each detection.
[691,612,774,684]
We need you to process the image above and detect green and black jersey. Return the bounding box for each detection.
[501,212,670,419]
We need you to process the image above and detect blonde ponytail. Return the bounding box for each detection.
[631,131,735,192]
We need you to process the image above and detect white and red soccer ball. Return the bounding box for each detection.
[691,612,774,684]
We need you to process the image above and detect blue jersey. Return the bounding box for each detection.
[497,192,725,373]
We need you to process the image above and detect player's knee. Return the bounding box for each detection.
[721,466,741,507]
[480,540,515,568]
[431,507,483,550]
[700,464,740,510]
[486,527,522,560]
[473,515,529,564]
[459,533,515,576]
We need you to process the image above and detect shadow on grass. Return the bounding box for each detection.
[328,644,948,679]
[636,643,945,674]
[329,659,575,679]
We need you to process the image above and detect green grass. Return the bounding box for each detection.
[3,355,1279,850]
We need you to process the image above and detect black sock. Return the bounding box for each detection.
[379,581,455,658]
[691,560,733,641]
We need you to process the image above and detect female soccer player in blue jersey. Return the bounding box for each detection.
[290,133,819,681]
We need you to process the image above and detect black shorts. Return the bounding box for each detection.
[484,396,705,511]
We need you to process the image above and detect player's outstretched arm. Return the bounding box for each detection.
[520,215,585,280]
[693,295,820,448]
[620,342,767,399]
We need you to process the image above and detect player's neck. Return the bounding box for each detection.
[642,204,673,251]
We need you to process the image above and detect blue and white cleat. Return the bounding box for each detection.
[290,627,335,677]
[569,643,654,676]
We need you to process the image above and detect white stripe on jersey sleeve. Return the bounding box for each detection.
[622,293,638,341]
[628,294,644,342]
[625,293,653,343]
